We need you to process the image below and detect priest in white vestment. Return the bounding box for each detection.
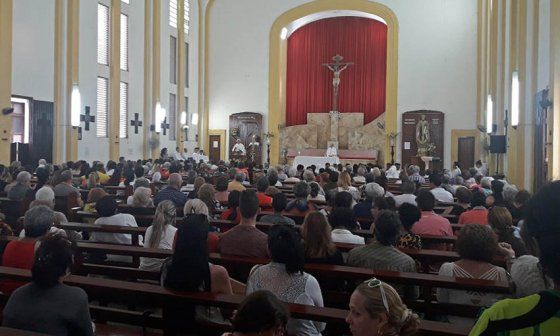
[326,143,338,157]
[232,139,246,155]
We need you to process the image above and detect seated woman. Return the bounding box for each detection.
[285,181,318,216]
[214,176,230,204]
[449,186,472,216]
[161,216,233,332]
[301,212,343,265]
[220,190,241,225]
[221,290,289,336]
[82,171,101,190]
[3,234,95,335]
[347,278,419,336]
[126,177,151,205]
[329,207,365,245]
[198,183,219,215]
[336,171,360,202]
[83,187,107,213]
[396,202,422,249]
[246,225,325,336]
[1,206,56,295]
[131,186,154,208]
[140,200,178,271]
[437,224,509,326]
[488,206,526,257]
[184,199,219,252]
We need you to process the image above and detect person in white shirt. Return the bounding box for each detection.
[393,180,418,208]
[326,143,338,157]
[450,161,462,179]
[181,148,189,160]
[92,196,141,261]
[475,160,487,176]
[329,208,365,245]
[386,165,400,179]
[140,200,178,271]
[232,139,246,155]
[174,147,184,161]
[191,148,200,162]
[429,173,454,203]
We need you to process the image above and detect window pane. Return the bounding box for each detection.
[120,14,128,71]
[169,93,176,140]
[96,77,109,138]
[183,0,190,35]
[97,4,109,65]
[170,36,177,84]
[169,0,177,28]
[119,82,128,138]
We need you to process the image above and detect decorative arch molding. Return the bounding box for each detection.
[268,0,399,164]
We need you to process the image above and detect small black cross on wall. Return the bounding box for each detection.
[161,118,170,136]
[130,113,143,134]
[80,106,95,131]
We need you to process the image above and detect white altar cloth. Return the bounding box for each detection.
[292,156,340,170]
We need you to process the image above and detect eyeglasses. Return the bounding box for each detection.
[363,277,389,313]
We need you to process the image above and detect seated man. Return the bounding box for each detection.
[353,183,384,218]
[470,181,560,335]
[329,207,364,245]
[218,190,269,258]
[393,180,417,208]
[412,189,453,238]
[7,171,32,201]
[407,165,426,184]
[231,139,246,155]
[255,176,272,208]
[53,170,84,207]
[153,173,187,208]
[429,173,454,203]
[347,210,418,299]
[260,193,296,226]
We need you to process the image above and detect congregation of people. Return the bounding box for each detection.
[0,153,559,336]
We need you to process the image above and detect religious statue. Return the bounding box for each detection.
[248,134,260,162]
[322,54,353,113]
[415,115,431,156]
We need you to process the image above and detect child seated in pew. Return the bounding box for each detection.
[3,234,95,336]
[220,190,241,226]
[221,290,289,336]
[83,187,107,213]
[437,224,509,327]
[140,200,178,271]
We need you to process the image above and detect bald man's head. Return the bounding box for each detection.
[169,173,183,188]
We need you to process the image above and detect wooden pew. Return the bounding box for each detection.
[0,266,470,336]
[54,193,81,217]
[0,327,51,336]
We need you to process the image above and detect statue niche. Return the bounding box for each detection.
[229,112,263,165]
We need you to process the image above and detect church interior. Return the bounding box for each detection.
[0,0,560,335]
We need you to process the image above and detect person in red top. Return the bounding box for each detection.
[255,176,272,208]
[220,190,241,226]
[0,205,55,295]
[458,191,489,225]
[411,190,453,240]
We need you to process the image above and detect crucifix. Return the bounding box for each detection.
[80,106,95,131]
[322,55,353,142]
[130,113,143,134]
[322,54,353,113]
[161,118,170,136]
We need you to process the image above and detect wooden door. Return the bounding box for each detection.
[458,136,475,170]
[32,100,54,165]
[209,134,221,163]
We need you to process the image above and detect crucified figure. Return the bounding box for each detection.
[322,54,353,112]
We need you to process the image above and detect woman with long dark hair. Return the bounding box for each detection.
[161,214,232,333]
[246,225,325,336]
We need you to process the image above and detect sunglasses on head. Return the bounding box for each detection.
[363,277,389,313]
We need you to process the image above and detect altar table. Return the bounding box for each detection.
[292,156,340,171]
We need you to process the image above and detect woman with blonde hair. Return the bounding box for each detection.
[132,187,154,208]
[140,200,178,271]
[347,278,419,336]
[301,212,343,265]
[337,171,360,201]
[198,183,218,214]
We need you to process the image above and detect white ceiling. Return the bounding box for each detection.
[284,10,387,39]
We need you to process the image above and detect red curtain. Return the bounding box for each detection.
[286,17,387,126]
